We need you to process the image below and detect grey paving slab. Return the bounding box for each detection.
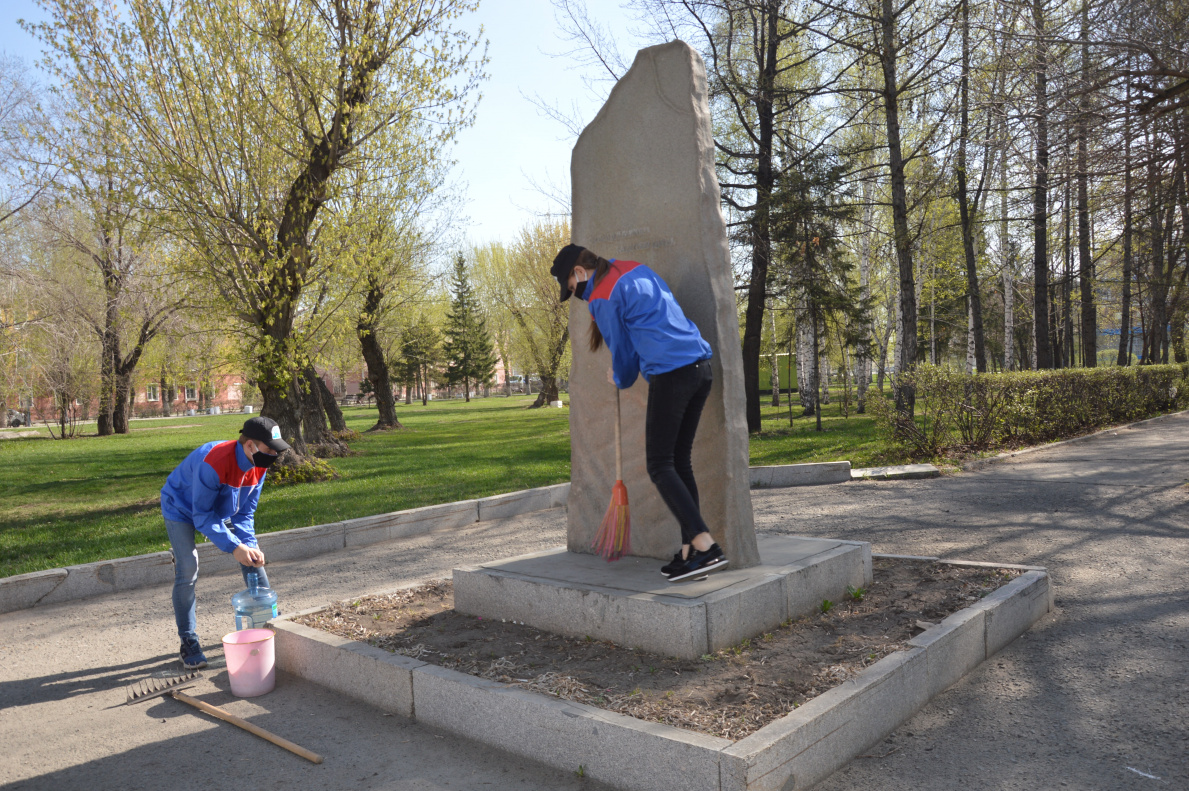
[465,534,852,598]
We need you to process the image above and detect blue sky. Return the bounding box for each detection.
[0,0,646,245]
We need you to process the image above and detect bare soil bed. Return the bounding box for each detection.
[295,558,1020,740]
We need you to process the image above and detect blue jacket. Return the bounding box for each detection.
[582,260,712,389]
[161,440,265,553]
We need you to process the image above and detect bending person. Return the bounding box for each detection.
[160,416,289,668]
[552,244,728,582]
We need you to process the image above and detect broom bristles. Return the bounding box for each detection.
[592,480,631,561]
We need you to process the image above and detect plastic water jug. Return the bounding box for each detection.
[232,572,278,630]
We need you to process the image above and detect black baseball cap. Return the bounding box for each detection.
[241,416,292,452]
[550,244,586,302]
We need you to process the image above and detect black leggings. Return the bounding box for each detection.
[645,359,713,545]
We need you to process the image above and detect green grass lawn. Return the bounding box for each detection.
[0,390,895,577]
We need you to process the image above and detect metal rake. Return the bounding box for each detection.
[124,670,323,764]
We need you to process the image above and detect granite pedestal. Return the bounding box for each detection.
[452,534,872,660]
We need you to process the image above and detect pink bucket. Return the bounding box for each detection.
[222,628,276,697]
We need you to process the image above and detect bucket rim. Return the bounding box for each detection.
[222,627,276,645]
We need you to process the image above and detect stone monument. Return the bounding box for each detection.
[451,41,871,659]
[567,39,759,569]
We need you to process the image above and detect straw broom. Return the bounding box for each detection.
[592,390,631,561]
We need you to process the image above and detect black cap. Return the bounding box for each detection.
[241,416,292,452]
[550,244,586,302]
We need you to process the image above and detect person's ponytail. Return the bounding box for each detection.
[579,249,612,352]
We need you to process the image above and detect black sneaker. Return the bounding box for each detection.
[661,550,686,576]
[668,543,729,582]
[180,639,208,670]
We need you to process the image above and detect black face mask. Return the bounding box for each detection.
[252,450,279,469]
[573,278,589,300]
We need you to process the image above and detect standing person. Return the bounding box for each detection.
[551,244,729,582]
[161,416,290,668]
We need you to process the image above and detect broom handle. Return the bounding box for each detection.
[172,690,324,764]
[614,389,623,481]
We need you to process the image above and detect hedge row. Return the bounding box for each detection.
[870,363,1189,460]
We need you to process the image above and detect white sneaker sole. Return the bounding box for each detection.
[668,557,728,582]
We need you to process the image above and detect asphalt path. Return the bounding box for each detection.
[764,415,1189,791]
[2,414,1187,790]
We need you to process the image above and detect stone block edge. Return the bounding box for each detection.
[275,562,1049,791]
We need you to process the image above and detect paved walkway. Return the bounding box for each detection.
[759,415,1189,791]
[2,415,1187,789]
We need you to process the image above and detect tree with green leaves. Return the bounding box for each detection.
[472,219,572,407]
[397,314,442,406]
[769,147,869,431]
[442,253,497,402]
[31,0,485,460]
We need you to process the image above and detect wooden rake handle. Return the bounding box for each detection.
[614,389,623,481]
[172,690,324,764]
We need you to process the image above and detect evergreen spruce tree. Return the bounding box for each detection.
[442,253,497,402]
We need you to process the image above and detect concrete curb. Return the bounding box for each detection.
[0,483,570,615]
[960,408,1189,471]
[851,464,940,481]
[750,462,851,488]
[272,560,1052,791]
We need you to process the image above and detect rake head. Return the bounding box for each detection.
[125,670,203,705]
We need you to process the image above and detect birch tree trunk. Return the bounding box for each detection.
[966,297,976,374]
[770,306,780,407]
[796,294,814,413]
[877,316,893,392]
[857,177,874,412]
[819,353,831,405]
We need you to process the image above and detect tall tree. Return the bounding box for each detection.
[1076,0,1096,366]
[473,220,573,407]
[398,315,442,406]
[1117,54,1135,366]
[34,106,182,435]
[955,0,987,373]
[769,146,867,431]
[626,0,825,431]
[442,253,497,402]
[33,0,484,459]
[1031,0,1055,369]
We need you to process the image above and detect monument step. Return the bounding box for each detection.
[451,534,872,661]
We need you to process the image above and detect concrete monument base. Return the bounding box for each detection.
[274,558,1052,791]
[452,534,872,660]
